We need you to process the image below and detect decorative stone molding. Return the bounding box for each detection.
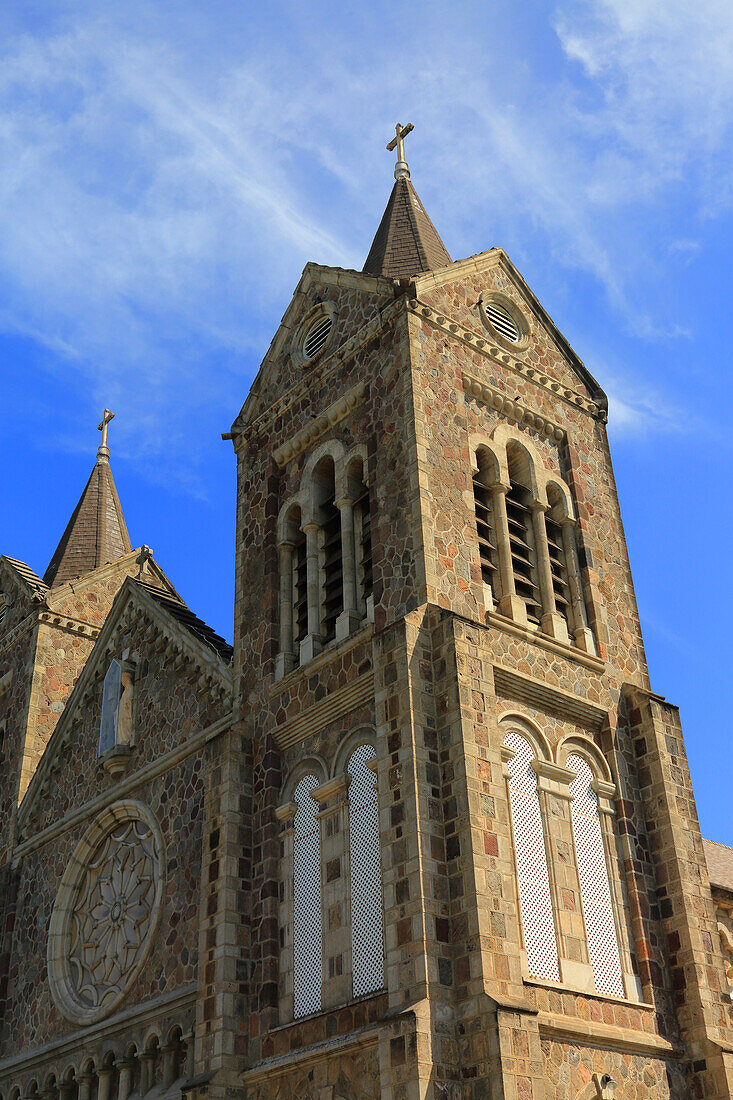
[273,380,368,467]
[407,298,605,420]
[0,611,41,656]
[38,611,101,641]
[462,374,566,441]
[47,801,165,1026]
[272,671,374,751]
[235,297,404,443]
[493,665,608,730]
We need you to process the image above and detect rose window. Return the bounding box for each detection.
[48,801,164,1024]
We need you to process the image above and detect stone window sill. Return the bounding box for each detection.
[271,621,374,695]
[522,975,653,1011]
[486,610,605,672]
[273,987,387,1032]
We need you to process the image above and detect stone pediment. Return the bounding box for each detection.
[413,247,608,411]
[229,262,396,435]
[17,576,232,834]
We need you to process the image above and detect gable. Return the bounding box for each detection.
[18,577,232,837]
[231,263,396,434]
[414,249,607,410]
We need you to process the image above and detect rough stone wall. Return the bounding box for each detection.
[243,1040,381,1100]
[0,751,203,1054]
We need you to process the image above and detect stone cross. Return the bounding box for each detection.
[97,408,115,461]
[386,122,414,180]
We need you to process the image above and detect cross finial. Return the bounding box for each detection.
[386,122,414,181]
[97,408,114,462]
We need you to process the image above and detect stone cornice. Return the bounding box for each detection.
[235,296,407,444]
[273,380,368,466]
[493,664,608,730]
[536,1008,678,1056]
[38,610,102,641]
[462,373,567,441]
[408,299,605,420]
[272,670,374,751]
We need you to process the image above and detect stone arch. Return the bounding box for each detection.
[545,476,575,522]
[469,435,505,486]
[332,726,376,779]
[492,423,546,504]
[498,711,553,762]
[282,755,328,802]
[556,734,613,786]
[300,438,347,519]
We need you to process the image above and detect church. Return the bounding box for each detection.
[1,124,733,1100]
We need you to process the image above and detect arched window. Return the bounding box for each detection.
[566,753,625,997]
[313,457,343,643]
[347,744,384,997]
[348,459,373,617]
[503,730,560,981]
[473,448,499,601]
[505,444,541,625]
[292,773,323,1017]
[545,484,571,630]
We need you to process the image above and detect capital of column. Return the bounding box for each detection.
[301,521,320,535]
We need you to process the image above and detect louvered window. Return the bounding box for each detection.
[321,500,343,642]
[292,529,308,653]
[303,314,333,361]
[505,481,541,624]
[347,744,384,997]
[354,484,373,611]
[472,471,498,594]
[504,732,560,981]
[485,301,520,343]
[545,513,570,626]
[567,754,625,998]
[293,774,323,1018]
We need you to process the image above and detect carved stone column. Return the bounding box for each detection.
[276,541,297,680]
[116,1059,134,1100]
[561,518,596,654]
[77,1075,94,1100]
[531,502,569,644]
[492,481,527,625]
[336,497,361,640]
[96,1069,112,1100]
[300,521,322,664]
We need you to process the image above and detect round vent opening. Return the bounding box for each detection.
[303,313,333,361]
[485,301,521,343]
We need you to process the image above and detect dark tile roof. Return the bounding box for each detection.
[44,459,132,586]
[2,557,48,597]
[136,580,233,663]
[704,838,733,893]
[363,176,452,280]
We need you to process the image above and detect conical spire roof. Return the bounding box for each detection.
[43,412,132,587]
[363,126,451,280]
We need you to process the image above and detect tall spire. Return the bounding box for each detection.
[43,410,132,587]
[362,122,452,280]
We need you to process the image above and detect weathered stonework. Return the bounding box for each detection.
[1,169,731,1100]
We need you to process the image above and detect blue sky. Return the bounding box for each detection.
[1,0,732,841]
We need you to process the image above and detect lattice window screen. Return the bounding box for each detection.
[567,754,625,998]
[504,732,560,981]
[348,744,385,998]
[293,774,323,1017]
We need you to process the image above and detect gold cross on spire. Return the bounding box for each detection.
[97,408,114,462]
[386,122,414,181]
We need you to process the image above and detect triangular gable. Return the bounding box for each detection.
[0,556,49,604]
[18,576,232,829]
[230,262,395,434]
[413,248,608,411]
[46,547,182,610]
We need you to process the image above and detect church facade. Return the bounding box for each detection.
[1,128,733,1100]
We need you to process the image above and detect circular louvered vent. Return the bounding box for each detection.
[303,313,333,361]
[484,300,520,343]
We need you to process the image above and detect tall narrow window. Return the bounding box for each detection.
[354,481,372,613]
[293,774,323,1017]
[545,487,570,630]
[347,744,384,997]
[314,457,343,642]
[504,731,560,981]
[567,754,624,997]
[293,527,308,655]
[472,455,499,597]
[505,446,541,624]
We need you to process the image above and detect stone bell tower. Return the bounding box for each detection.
[220,126,733,1100]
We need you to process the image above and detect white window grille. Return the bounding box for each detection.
[293,774,323,1017]
[99,659,122,755]
[504,732,560,981]
[567,754,625,998]
[347,743,384,997]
